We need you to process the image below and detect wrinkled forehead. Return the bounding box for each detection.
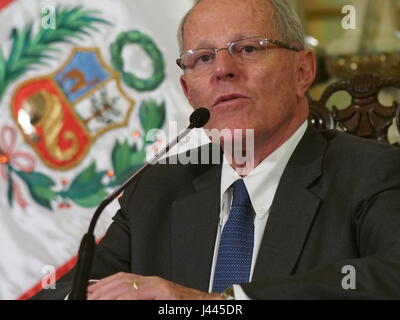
[182,0,274,51]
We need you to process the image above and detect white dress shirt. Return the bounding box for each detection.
[208,121,308,299]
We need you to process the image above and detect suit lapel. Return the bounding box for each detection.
[169,127,328,287]
[170,162,222,291]
[253,126,327,281]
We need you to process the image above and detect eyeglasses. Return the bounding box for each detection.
[176,36,301,73]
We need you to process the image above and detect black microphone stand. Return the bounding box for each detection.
[69,108,210,299]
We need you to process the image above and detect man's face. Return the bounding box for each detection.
[180,0,306,144]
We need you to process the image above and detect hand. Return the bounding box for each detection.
[87,272,224,300]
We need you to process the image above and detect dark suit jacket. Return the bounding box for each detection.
[32,126,400,299]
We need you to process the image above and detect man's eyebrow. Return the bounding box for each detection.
[190,41,214,50]
[188,33,262,50]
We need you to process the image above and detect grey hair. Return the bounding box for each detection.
[177,0,305,53]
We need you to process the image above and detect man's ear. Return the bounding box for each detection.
[180,75,193,106]
[295,49,316,98]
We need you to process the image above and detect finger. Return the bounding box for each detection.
[88,272,129,291]
[89,276,134,299]
[89,272,140,293]
[114,285,154,300]
[115,291,144,300]
[87,277,122,296]
[89,283,133,300]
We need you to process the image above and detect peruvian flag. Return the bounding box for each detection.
[0,0,192,299]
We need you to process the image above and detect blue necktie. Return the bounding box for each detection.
[212,179,255,293]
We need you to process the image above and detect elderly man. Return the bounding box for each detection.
[33,0,400,300]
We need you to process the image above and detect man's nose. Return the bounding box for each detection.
[213,48,237,80]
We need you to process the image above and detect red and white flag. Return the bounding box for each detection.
[0,0,192,299]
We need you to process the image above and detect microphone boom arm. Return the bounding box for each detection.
[69,108,209,300]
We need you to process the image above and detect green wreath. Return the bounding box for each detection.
[110,30,165,91]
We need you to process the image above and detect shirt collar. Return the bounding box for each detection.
[220,121,308,217]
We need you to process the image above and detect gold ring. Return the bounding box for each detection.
[132,280,139,290]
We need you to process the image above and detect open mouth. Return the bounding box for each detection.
[213,94,248,107]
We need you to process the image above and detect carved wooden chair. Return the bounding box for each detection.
[308,74,400,145]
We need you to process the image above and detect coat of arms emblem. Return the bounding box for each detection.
[11,47,135,170]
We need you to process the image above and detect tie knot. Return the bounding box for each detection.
[231,179,251,208]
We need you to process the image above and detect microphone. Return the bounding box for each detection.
[69,108,210,299]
